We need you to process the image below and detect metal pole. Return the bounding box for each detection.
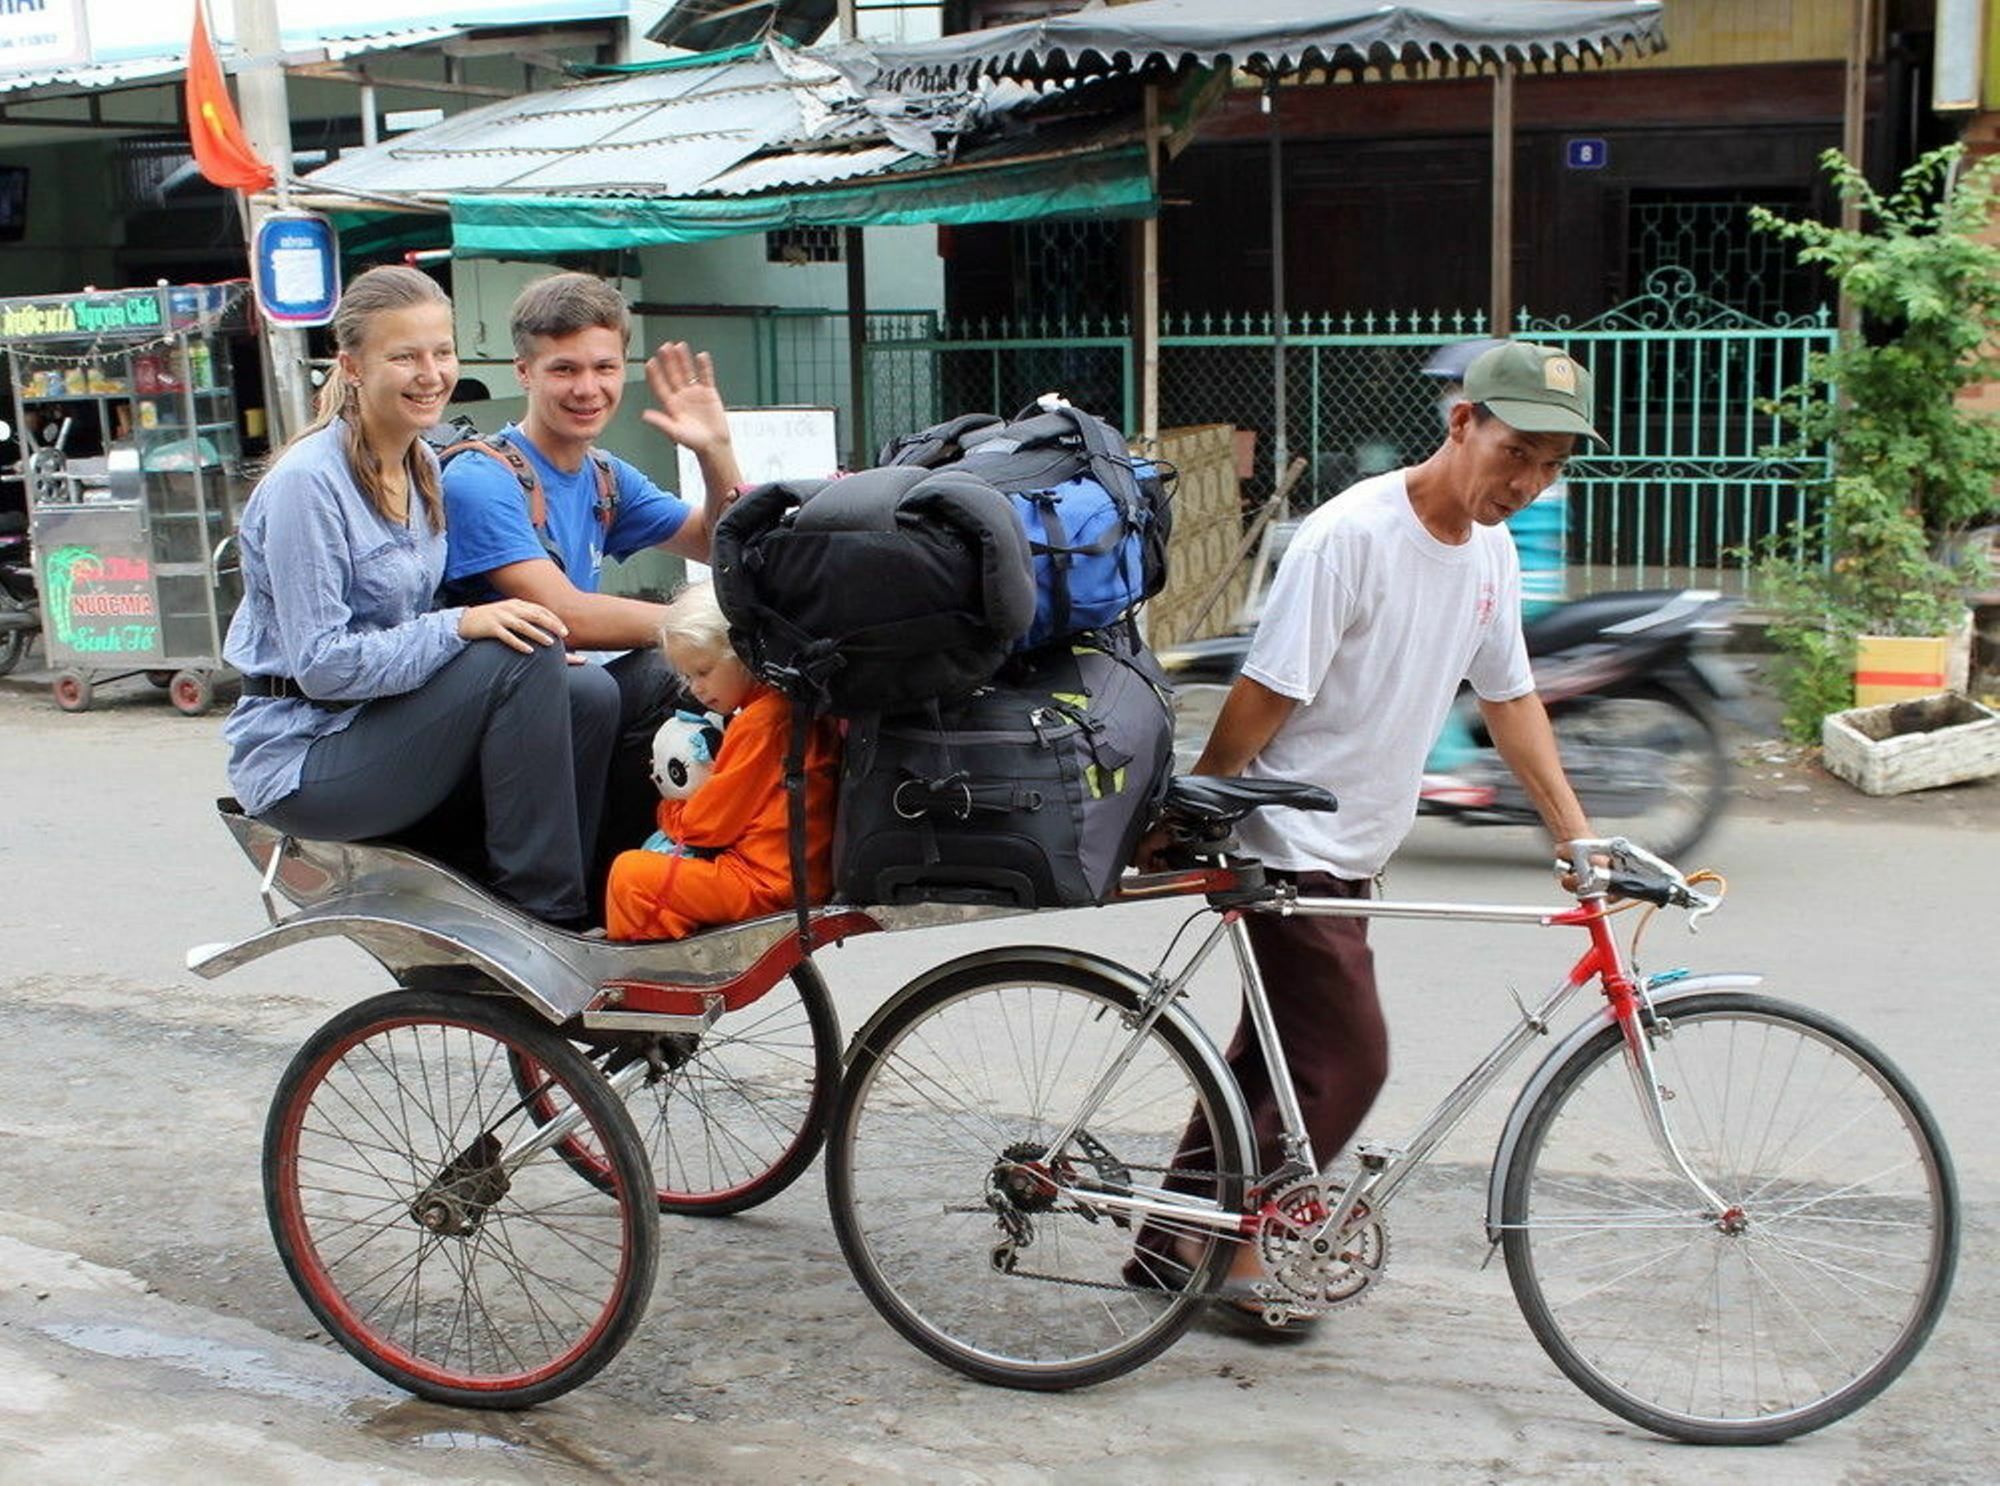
[845,229,869,467]
[1140,82,1161,450]
[359,81,379,148]
[233,0,314,445]
[1490,63,1515,335]
[1838,0,1873,341]
[1266,83,1288,513]
[839,0,867,467]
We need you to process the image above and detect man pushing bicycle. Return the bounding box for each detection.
[1156,341,1603,1331]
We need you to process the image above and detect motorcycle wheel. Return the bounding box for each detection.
[1548,684,1729,864]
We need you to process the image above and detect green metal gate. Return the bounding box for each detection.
[759,271,1839,589]
[1518,267,1835,592]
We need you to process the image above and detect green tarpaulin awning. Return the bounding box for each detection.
[446,146,1154,256]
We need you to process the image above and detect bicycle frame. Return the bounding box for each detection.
[1033,884,1737,1254]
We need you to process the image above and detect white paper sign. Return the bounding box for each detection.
[677,406,840,579]
[0,0,89,71]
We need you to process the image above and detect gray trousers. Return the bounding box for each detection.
[258,640,618,921]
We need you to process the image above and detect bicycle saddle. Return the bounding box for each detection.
[1163,775,1337,828]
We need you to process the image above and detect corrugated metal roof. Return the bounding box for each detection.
[305,39,923,199]
[0,26,469,98]
[696,142,911,196]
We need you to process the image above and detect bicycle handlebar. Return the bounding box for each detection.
[1559,836,1721,926]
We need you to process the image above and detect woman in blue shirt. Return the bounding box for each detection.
[221,266,616,926]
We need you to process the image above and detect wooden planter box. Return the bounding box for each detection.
[1822,693,2000,796]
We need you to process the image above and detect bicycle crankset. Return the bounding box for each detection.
[1256,1176,1389,1308]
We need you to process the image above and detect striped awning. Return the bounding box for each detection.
[868,0,1667,90]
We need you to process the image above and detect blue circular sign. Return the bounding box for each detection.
[253,212,341,327]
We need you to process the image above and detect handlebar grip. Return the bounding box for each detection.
[1607,872,1676,907]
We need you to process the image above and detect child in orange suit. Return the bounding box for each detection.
[605,582,839,942]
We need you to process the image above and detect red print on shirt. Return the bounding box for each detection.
[1474,581,1498,627]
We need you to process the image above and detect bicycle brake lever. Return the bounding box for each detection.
[1683,888,1721,934]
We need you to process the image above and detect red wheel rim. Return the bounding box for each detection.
[274,1015,640,1393]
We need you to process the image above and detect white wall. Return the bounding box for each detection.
[637,224,941,312]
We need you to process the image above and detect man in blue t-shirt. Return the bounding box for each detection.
[441,272,744,899]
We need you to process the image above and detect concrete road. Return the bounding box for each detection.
[0,680,1995,1483]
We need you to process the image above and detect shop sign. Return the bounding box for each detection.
[0,289,164,343]
[254,211,341,327]
[40,545,161,656]
[0,0,89,73]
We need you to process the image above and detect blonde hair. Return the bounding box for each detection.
[657,581,738,673]
[298,265,453,530]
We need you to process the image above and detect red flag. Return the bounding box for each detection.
[186,4,275,192]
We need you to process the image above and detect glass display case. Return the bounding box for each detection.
[0,281,253,713]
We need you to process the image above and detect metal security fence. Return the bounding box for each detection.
[1518,268,1836,591]
[865,312,1134,458]
[747,274,1836,591]
[1157,312,1493,507]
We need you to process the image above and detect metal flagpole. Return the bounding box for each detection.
[232,0,314,444]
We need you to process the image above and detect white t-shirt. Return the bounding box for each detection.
[1233,471,1534,878]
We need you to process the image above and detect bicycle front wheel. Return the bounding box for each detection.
[266,989,659,1408]
[1501,992,1957,1444]
[828,959,1252,1390]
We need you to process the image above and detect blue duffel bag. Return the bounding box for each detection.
[879,398,1175,650]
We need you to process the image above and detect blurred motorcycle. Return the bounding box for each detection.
[1158,586,1743,861]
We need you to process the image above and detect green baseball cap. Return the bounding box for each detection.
[1462,341,1605,445]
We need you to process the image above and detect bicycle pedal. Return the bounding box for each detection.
[1353,1142,1403,1171]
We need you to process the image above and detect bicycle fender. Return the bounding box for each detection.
[186,891,599,1025]
[1482,972,1765,1242]
[848,943,1255,1170]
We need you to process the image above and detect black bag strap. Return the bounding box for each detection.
[439,430,622,573]
[782,700,814,955]
[1008,401,1147,518]
[877,413,1005,469]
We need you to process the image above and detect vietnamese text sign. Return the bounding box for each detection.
[676,406,839,579]
[254,212,341,327]
[0,0,89,73]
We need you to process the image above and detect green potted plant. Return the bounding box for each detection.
[1750,144,2000,740]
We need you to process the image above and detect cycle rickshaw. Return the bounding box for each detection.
[191,779,1956,1441]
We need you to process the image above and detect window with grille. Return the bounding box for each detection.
[1626,189,1818,320]
[115,138,199,211]
[766,226,844,265]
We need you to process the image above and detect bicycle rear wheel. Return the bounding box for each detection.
[827,959,1252,1391]
[266,989,659,1408]
[516,963,842,1215]
[1501,992,1956,1444]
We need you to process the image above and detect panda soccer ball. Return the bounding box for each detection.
[649,710,724,800]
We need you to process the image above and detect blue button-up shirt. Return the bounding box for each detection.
[221,423,466,814]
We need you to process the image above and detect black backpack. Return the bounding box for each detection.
[835,626,1175,910]
[712,464,1036,717]
[711,464,1037,946]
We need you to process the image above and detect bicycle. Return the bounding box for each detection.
[825,775,1958,1444]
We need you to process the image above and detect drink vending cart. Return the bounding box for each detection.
[0,281,254,715]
